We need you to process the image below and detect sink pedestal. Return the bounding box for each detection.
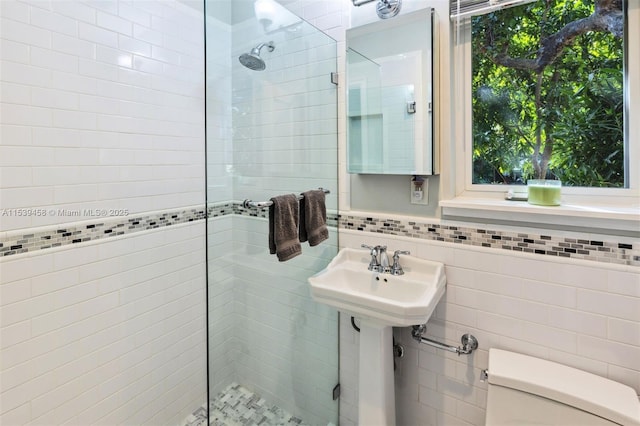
[358,320,395,425]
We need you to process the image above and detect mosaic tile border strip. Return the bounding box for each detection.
[0,202,338,258]
[0,207,207,258]
[232,203,340,228]
[2,203,635,266]
[338,213,640,267]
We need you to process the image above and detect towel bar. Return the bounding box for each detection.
[242,188,330,209]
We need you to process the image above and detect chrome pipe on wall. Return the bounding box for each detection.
[352,0,376,5]
[351,0,402,19]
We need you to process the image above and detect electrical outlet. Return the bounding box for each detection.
[410,176,429,205]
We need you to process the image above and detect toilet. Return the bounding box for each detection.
[485,349,640,425]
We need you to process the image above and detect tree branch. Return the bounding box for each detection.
[490,0,623,73]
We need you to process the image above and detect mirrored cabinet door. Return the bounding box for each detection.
[346,8,437,175]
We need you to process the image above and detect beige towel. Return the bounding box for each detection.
[268,194,302,262]
[299,189,328,247]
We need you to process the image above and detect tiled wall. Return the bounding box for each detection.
[206,215,235,396]
[338,213,639,266]
[0,0,205,232]
[203,2,342,423]
[227,215,339,426]
[230,10,339,211]
[205,11,232,204]
[281,0,351,211]
[338,227,640,426]
[0,206,206,257]
[0,222,207,425]
[0,0,207,423]
[203,7,234,401]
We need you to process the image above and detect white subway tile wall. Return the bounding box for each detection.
[203,4,343,423]
[0,222,207,425]
[229,14,339,211]
[205,14,233,204]
[206,215,236,396]
[0,0,207,423]
[0,0,205,232]
[339,229,640,426]
[226,216,339,426]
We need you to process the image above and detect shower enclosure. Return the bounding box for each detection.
[204,1,339,424]
[0,0,337,423]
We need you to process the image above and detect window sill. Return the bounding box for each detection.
[440,197,640,237]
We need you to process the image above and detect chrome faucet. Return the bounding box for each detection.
[361,244,388,272]
[390,250,410,275]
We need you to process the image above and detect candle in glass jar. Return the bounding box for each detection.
[527,180,561,206]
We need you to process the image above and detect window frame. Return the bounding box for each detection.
[442,1,639,233]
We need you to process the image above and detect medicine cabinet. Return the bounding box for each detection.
[346,8,438,175]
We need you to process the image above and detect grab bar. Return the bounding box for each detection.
[242,188,330,209]
[411,325,479,356]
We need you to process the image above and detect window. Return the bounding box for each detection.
[452,0,639,202]
[472,1,625,187]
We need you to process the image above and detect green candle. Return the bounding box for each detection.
[527,180,561,206]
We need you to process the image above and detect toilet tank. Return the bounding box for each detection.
[485,349,640,426]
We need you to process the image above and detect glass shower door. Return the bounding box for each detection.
[205,1,339,425]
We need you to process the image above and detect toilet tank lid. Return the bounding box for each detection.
[488,349,640,426]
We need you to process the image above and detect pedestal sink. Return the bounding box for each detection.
[308,247,446,425]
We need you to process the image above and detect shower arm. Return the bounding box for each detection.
[352,0,380,6]
[252,41,275,54]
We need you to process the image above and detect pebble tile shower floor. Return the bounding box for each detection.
[182,383,308,426]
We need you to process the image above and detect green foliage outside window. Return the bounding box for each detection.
[471,0,625,187]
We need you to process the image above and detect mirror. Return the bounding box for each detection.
[346,8,437,175]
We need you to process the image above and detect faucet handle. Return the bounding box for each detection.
[390,250,410,275]
[393,249,410,259]
[361,244,379,271]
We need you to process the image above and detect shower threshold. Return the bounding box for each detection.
[183,382,309,426]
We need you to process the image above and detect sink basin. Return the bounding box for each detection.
[308,247,446,326]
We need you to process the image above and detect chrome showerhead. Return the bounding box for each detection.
[239,53,266,71]
[239,41,275,71]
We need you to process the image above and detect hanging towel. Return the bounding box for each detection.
[268,194,302,262]
[299,189,329,246]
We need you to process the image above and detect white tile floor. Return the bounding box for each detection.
[182,383,308,426]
